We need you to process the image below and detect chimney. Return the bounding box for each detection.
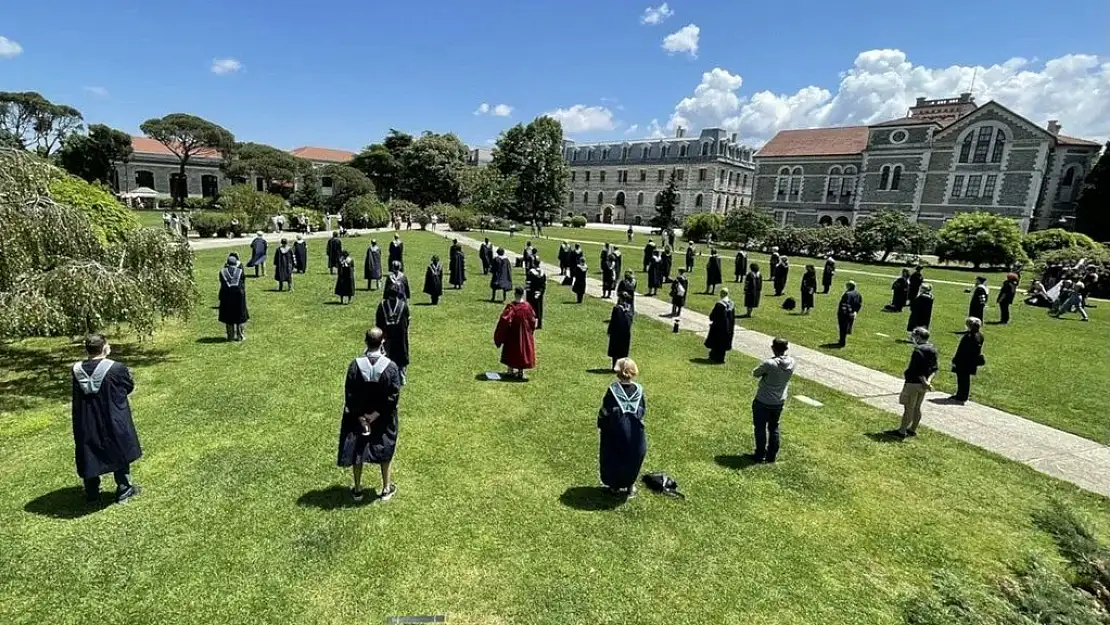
[959,92,972,102]
[1047,120,1061,136]
[675,126,686,139]
[915,97,926,106]
[730,133,738,142]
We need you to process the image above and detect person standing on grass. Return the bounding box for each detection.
[744,262,763,317]
[607,292,635,369]
[327,231,343,275]
[685,244,696,274]
[617,270,637,314]
[705,288,736,363]
[750,337,795,463]
[670,268,689,317]
[612,246,623,278]
[273,238,297,292]
[572,257,589,303]
[646,250,663,296]
[384,260,411,301]
[822,255,836,294]
[836,281,863,347]
[422,255,443,305]
[800,265,817,314]
[627,224,634,242]
[247,231,267,278]
[769,247,780,274]
[526,259,547,330]
[389,234,405,271]
[895,327,938,439]
[293,235,308,274]
[494,286,537,380]
[338,327,402,503]
[449,239,466,290]
[375,288,411,385]
[334,250,356,305]
[218,253,249,342]
[997,273,1018,324]
[906,283,934,336]
[601,253,617,299]
[364,240,383,291]
[642,239,656,273]
[950,317,985,403]
[773,256,790,297]
[71,334,142,505]
[734,250,747,284]
[661,245,674,283]
[968,276,989,321]
[480,238,494,275]
[706,249,723,294]
[908,265,925,302]
[489,248,513,302]
[597,357,647,498]
[558,241,571,277]
[600,243,611,274]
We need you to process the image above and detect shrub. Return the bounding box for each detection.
[764,226,820,256]
[287,207,324,231]
[446,206,477,231]
[721,209,773,245]
[342,194,390,229]
[226,211,248,237]
[190,212,228,238]
[46,176,139,244]
[182,196,214,210]
[218,185,286,230]
[683,213,724,243]
[1022,228,1101,259]
[812,225,856,257]
[569,215,587,228]
[935,212,1027,269]
[1033,500,1110,612]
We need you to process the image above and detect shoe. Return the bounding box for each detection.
[85,492,101,505]
[626,485,638,498]
[378,483,397,502]
[351,488,364,502]
[750,452,765,462]
[115,484,141,504]
[905,430,917,437]
[763,457,777,464]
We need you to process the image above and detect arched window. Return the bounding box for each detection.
[615,191,626,206]
[701,143,709,156]
[642,147,650,159]
[836,216,850,226]
[636,192,644,206]
[679,144,688,157]
[602,148,611,160]
[879,165,891,190]
[572,150,579,162]
[776,167,789,197]
[621,146,630,160]
[135,170,155,188]
[972,127,993,163]
[201,174,219,198]
[587,150,594,161]
[634,215,643,225]
[1062,167,1076,186]
[991,130,1006,163]
[597,191,604,205]
[890,165,903,191]
[842,166,856,197]
[827,166,842,198]
[1058,166,1084,202]
[789,167,802,198]
[660,145,669,159]
[569,191,575,204]
[654,192,662,206]
[819,215,833,226]
[170,173,188,200]
[582,191,589,203]
[695,193,703,207]
[959,132,974,163]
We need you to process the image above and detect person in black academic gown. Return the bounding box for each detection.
[906,283,934,335]
[327,232,343,275]
[743,263,763,317]
[376,290,411,385]
[364,240,383,290]
[645,251,663,296]
[773,257,790,296]
[885,268,910,312]
[423,255,444,305]
[384,260,411,301]
[335,250,356,304]
[389,234,405,271]
[71,334,142,504]
[661,246,673,283]
[601,254,617,298]
[997,273,1018,324]
[822,256,836,294]
[293,235,308,274]
[480,238,493,275]
[612,246,623,278]
[908,266,924,302]
[572,258,588,303]
[247,231,267,277]
[617,270,637,314]
[607,292,635,368]
[600,244,611,274]
[950,316,985,403]
[642,240,656,273]
[597,358,647,497]
[836,281,863,346]
[800,265,817,314]
[558,242,571,276]
[273,238,297,291]
[337,327,402,502]
[705,289,736,363]
[769,247,780,274]
[968,276,989,321]
[449,240,466,289]
[670,268,689,317]
[706,249,723,294]
[734,250,747,283]
[526,261,547,330]
[490,248,513,302]
[685,245,695,273]
[219,253,249,341]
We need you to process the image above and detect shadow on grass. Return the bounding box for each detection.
[195,337,230,344]
[24,487,103,519]
[473,373,529,383]
[414,302,436,307]
[0,342,171,414]
[297,485,367,510]
[713,454,763,470]
[865,431,905,444]
[689,357,723,365]
[586,368,614,374]
[559,486,624,511]
[323,301,346,306]
[818,342,845,349]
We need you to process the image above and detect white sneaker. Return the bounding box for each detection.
[378,483,397,502]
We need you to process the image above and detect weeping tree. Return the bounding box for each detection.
[0,148,196,339]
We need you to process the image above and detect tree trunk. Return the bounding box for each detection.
[881,248,892,262]
[174,161,187,208]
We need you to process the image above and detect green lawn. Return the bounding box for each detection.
[132,209,167,229]
[479,230,1110,443]
[1,232,1106,625]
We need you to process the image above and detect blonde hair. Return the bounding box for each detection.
[614,357,639,381]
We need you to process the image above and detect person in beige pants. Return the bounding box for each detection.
[897,327,938,438]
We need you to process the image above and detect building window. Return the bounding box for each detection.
[719,170,726,184]
[585,171,591,183]
[615,191,626,206]
[600,171,606,183]
[959,133,974,163]
[699,168,707,181]
[583,191,589,203]
[879,165,891,190]
[135,170,155,188]
[171,173,188,199]
[654,192,662,206]
[959,126,1008,164]
[991,131,1006,163]
[966,174,982,198]
[572,150,579,162]
[588,150,594,161]
[982,174,997,198]
[676,169,685,181]
[597,192,604,205]
[728,172,734,187]
[201,175,219,198]
[1062,167,1076,186]
[602,148,610,160]
[639,169,646,181]
[890,129,908,144]
[701,143,709,156]
[742,173,748,189]
[660,145,669,159]
[716,196,722,210]
[826,166,842,197]
[776,167,789,197]
[951,175,965,198]
[842,166,856,196]
[740,197,745,207]
[695,193,703,207]
[657,169,665,183]
[321,176,334,189]
[972,127,993,163]
[256,177,266,192]
[571,171,576,182]
[637,192,644,206]
[679,144,688,157]
[789,166,802,198]
[890,165,902,191]
[569,191,575,204]
[621,146,630,160]
[642,147,650,159]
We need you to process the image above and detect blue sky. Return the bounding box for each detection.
[2,0,1108,151]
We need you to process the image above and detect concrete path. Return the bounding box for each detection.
[187,227,397,251]
[441,230,1110,498]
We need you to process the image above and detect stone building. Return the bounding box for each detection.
[467,147,493,167]
[753,95,1102,233]
[116,137,354,201]
[563,127,756,224]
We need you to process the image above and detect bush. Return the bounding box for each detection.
[182,196,214,210]
[935,212,1027,269]
[683,213,724,243]
[46,176,139,244]
[287,207,325,231]
[226,211,248,237]
[342,194,390,229]
[217,185,286,230]
[763,226,819,256]
[812,225,856,257]
[1022,228,1101,260]
[190,212,229,238]
[446,206,477,231]
[721,209,773,245]
[569,215,587,228]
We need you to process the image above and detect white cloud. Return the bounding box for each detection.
[646,119,667,139]
[0,36,22,59]
[474,103,490,115]
[640,3,673,25]
[83,86,109,98]
[660,49,1110,146]
[210,58,242,75]
[544,104,617,134]
[474,102,513,117]
[662,24,699,58]
[624,124,639,135]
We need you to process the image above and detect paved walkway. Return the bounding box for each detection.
[441,230,1110,498]
[187,227,396,251]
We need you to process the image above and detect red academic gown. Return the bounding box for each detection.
[494,301,537,370]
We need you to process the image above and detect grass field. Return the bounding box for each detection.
[2,231,1107,625]
[477,230,1110,443]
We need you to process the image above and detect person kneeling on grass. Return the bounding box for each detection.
[598,358,647,498]
[338,327,402,503]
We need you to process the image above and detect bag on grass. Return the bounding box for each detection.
[781,297,797,311]
[642,472,685,499]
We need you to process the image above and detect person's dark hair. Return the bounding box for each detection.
[497,248,505,256]
[341,250,350,258]
[84,334,107,356]
[391,260,402,272]
[619,291,632,303]
[514,286,525,297]
[332,231,339,237]
[280,238,288,245]
[431,254,440,264]
[453,238,458,244]
[365,327,385,350]
[771,337,789,356]
[750,262,760,272]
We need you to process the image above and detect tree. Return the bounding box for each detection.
[1075,141,1110,243]
[57,124,133,188]
[935,211,1027,269]
[0,148,195,339]
[289,169,323,211]
[1022,228,1100,259]
[721,208,773,245]
[653,169,679,229]
[222,142,306,195]
[491,116,569,224]
[139,114,234,206]
[459,166,516,217]
[853,208,922,262]
[683,213,723,243]
[319,164,375,213]
[216,185,287,230]
[341,194,390,229]
[0,91,84,156]
[397,131,468,206]
[349,144,398,201]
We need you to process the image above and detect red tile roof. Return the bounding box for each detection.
[130,136,222,158]
[1056,134,1102,147]
[289,146,355,163]
[756,126,870,158]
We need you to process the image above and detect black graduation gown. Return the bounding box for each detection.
[642,244,655,271]
[617,278,637,313]
[327,236,343,269]
[889,277,908,310]
[293,241,308,273]
[247,237,267,267]
[600,248,611,271]
[998,281,1016,306]
[770,252,780,271]
[822,260,836,289]
[647,257,663,290]
[773,263,790,294]
[734,252,747,281]
[704,299,736,358]
[597,381,646,490]
[479,243,493,274]
[572,264,588,296]
[908,272,924,301]
[389,240,405,270]
[449,244,466,287]
[661,250,673,281]
[218,266,249,324]
[273,247,295,282]
[838,290,863,336]
[602,260,617,290]
[375,297,411,368]
[706,255,723,288]
[71,359,142,479]
[526,268,547,329]
[337,354,402,466]
[744,271,763,309]
[423,263,443,299]
[670,275,688,307]
[384,272,411,301]
[335,259,355,297]
[490,256,513,291]
[613,252,623,278]
[800,272,817,310]
[951,331,985,375]
[907,293,934,331]
[365,246,382,281]
[685,247,695,272]
[607,303,634,359]
[968,286,988,320]
[558,245,570,272]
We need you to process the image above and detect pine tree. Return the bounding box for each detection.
[1075,142,1110,242]
[652,169,679,229]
